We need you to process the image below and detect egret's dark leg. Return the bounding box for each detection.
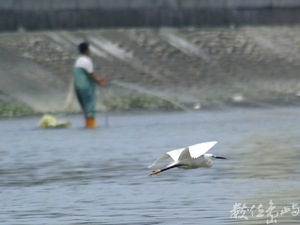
[149,164,183,176]
[215,156,226,159]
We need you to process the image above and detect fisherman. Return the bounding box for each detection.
[73,42,106,128]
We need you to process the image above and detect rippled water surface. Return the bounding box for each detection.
[1,107,300,225]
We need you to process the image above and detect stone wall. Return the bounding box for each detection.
[1,0,300,31]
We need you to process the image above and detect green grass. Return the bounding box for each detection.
[0,99,33,117]
[103,95,174,111]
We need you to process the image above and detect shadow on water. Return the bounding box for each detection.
[0,107,300,224]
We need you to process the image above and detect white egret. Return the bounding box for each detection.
[148,141,226,176]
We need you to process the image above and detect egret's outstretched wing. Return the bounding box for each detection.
[178,147,192,160]
[166,148,186,161]
[188,141,217,159]
[148,153,170,168]
[148,147,185,168]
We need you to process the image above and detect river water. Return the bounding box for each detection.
[0,107,300,225]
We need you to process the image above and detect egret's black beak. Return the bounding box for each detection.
[215,156,226,159]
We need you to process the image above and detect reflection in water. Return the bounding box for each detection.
[0,107,299,224]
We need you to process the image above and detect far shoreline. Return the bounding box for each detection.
[1,95,300,120]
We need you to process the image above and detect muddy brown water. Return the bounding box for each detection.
[0,107,299,224]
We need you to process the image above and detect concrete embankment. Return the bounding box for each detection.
[1,0,300,31]
[1,25,300,117]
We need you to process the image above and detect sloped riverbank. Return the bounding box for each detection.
[1,26,300,117]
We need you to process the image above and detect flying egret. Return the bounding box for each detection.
[148,141,226,176]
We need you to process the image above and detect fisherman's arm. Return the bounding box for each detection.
[88,72,106,86]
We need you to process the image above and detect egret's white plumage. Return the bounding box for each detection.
[149,141,226,176]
